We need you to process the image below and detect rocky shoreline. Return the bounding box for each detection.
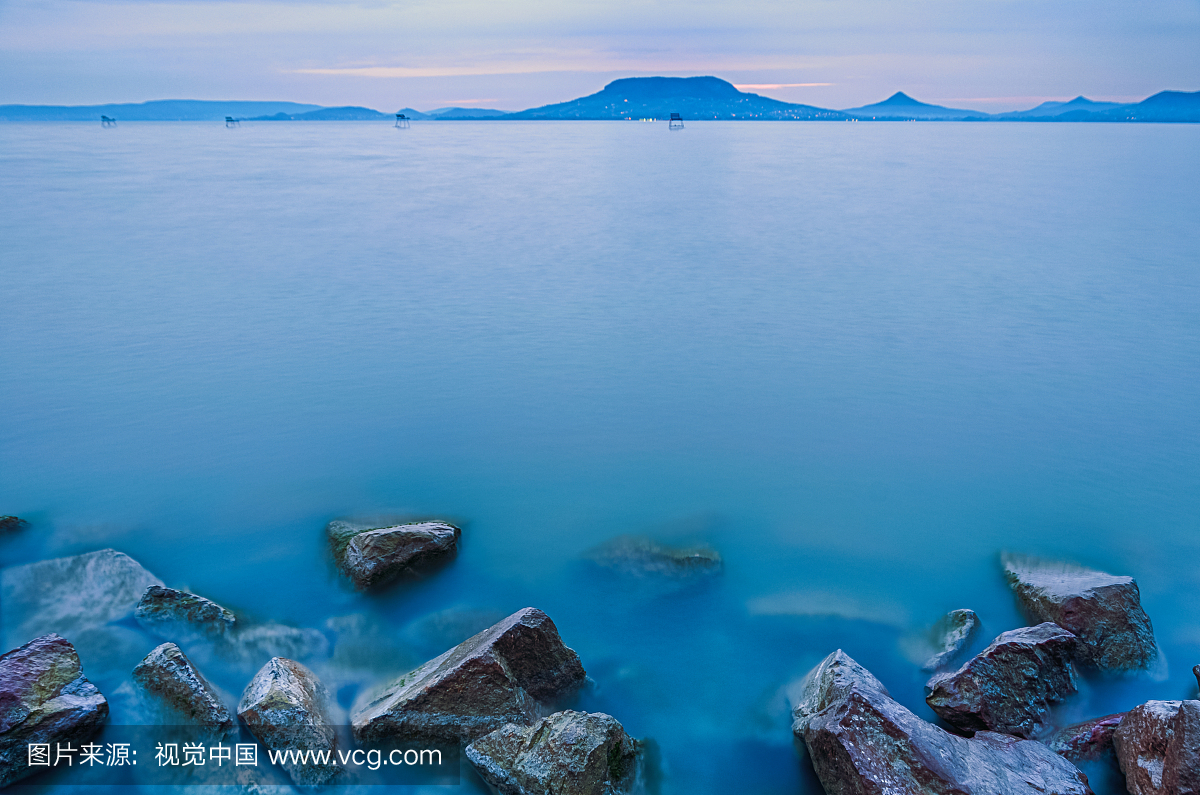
[1,512,1196,794]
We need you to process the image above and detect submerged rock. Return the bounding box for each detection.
[792,649,1092,795]
[926,623,1079,739]
[132,642,233,730]
[1002,553,1157,672]
[1047,714,1125,765]
[136,585,236,641]
[1194,665,1199,689]
[224,623,329,665]
[238,657,341,786]
[327,520,461,588]
[466,710,642,795]
[0,515,28,533]
[585,535,722,578]
[0,634,109,788]
[352,607,587,744]
[1113,700,1200,795]
[921,608,981,671]
[0,549,163,649]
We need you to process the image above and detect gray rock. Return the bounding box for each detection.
[0,634,109,788]
[466,710,642,795]
[132,642,233,730]
[0,516,28,533]
[1002,553,1158,672]
[1046,714,1124,765]
[926,623,1079,739]
[328,520,460,589]
[922,608,981,671]
[585,535,722,578]
[1113,700,1200,795]
[353,607,587,744]
[237,657,341,786]
[136,585,236,642]
[1,549,163,650]
[792,649,1093,795]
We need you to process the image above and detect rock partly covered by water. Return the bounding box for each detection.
[792,649,1093,795]
[238,657,340,785]
[133,642,233,730]
[353,607,587,744]
[1194,665,1199,689]
[0,515,28,533]
[922,608,982,671]
[926,622,1079,739]
[1113,700,1200,795]
[0,634,109,787]
[136,585,236,641]
[465,710,642,795]
[1047,714,1125,765]
[0,549,163,649]
[327,520,461,589]
[1002,553,1157,672]
[586,535,722,578]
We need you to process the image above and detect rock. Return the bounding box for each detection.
[1046,714,1124,765]
[465,710,642,795]
[353,607,587,744]
[1002,553,1158,672]
[1,549,163,650]
[1113,700,1200,795]
[792,649,1093,795]
[0,634,109,787]
[224,623,329,664]
[922,609,981,671]
[0,516,28,533]
[132,642,233,730]
[926,623,1079,739]
[237,657,341,786]
[136,585,236,641]
[585,535,722,578]
[327,520,461,588]
[1194,665,1199,690]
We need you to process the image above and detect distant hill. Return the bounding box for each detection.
[842,92,989,120]
[502,76,848,120]
[1105,90,1200,122]
[427,107,510,119]
[994,96,1124,119]
[0,99,322,121]
[251,106,390,121]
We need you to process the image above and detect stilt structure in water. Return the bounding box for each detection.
[225,116,240,128]
[669,112,684,130]
[395,113,410,129]
[100,116,117,128]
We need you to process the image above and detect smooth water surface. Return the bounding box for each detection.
[2,120,1199,793]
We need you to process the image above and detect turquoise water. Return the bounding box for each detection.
[2,120,1199,794]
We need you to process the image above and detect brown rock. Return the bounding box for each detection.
[327,520,460,588]
[352,607,586,743]
[1113,700,1200,795]
[1046,714,1124,765]
[135,586,236,642]
[1002,553,1157,672]
[926,622,1079,739]
[792,650,1093,795]
[237,657,340,785]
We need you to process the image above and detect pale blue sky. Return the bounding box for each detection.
[1,0,1197,111]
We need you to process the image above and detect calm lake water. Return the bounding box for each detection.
[2,120,1199,794]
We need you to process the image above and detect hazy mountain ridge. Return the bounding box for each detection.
[2,81,1197,122]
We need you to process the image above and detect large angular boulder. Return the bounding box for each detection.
[926,623,1079,739]
[238,657,340,786]
[136,585,236,641]
[1046,714,1124,766]
[1,549,163,650]
[792,650,1093,795]
[1112,700,1200,795]
[1002,554,1157,672]
[465,710,641,795]
[132,643,233,730]
[0,634,109,787]
[327,520,461,589]
[921,608,981,671]
[585,535,722,578]
[353,607,586,744]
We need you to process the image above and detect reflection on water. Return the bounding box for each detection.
[2,120,1200,794]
